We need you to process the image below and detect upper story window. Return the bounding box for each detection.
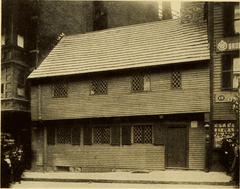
[93,127,110,144]
[1,35,5,46]
[224,3,240,36]
[52,80,68,98]
[222,54,240,90]
[234,4,240,34]
[171,71,182,89]
[131,74,151,92]
[90,79,108,95]
[17,34,24,48]
[133,125,152,144]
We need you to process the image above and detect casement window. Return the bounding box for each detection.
[131,74,151,92]
[222,54,240,90]
[1,84,4,97]
[17,34,24,48]
[48,126,81,145]
[133,125,152,144]
[234,4,240,34]
[93,127,110,144]
[17,74,25,97]
[224,3,240,36]
[1,34,5,46]
[90,79,108,95]
[52,80,68,97]
[171,71,182,89]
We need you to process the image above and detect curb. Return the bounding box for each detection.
[22,178,236,186]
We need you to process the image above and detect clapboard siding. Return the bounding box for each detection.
[31,66,210,120]
[47,145,165,170]
[212,4,237,120]
[188,124,205,169]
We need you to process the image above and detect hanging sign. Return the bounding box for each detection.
[216,37,240,52]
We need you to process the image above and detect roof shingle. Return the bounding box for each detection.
[28,19,210,79]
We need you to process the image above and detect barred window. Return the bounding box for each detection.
[133,125,152,144]
[93,127,110,144]
[53,80,68,97]
[171,71,182,89]
[131,74,151,92]
[90,80,108,95]
[56,127,71,144]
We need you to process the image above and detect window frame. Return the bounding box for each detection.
[171,71,182,89]
[224,3,240,37]
[90,79,108,95]
[131,74,151,93]
[133,125,153,144]
[221,52,240,90]
[93,126,111,144]
[52,79,69,98]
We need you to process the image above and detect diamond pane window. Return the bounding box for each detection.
[90,80,108,95]
[53,80,68,97]
[171,71,182,89]
[133,125,152,144]
[93,127,110,144]
[56,127,71,144]
[132,74,151,92]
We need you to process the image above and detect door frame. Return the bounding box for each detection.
[165,123,189,169]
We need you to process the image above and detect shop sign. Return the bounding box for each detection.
[215,93,237,103]
[216,37,240,52]
[214,122,236,148]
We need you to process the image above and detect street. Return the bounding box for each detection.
[11,181,238,189]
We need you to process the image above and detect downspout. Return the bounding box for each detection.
[207,2,214,172]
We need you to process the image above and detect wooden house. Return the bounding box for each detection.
[28,18,211,172]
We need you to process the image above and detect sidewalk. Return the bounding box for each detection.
[22,170,234,185]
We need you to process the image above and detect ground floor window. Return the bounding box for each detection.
[93,127,110,144]
[133,125,152,144]
[47,126,81,145]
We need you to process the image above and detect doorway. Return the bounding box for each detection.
[166,127,188,168]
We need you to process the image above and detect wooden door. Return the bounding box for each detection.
[166,127,187,168]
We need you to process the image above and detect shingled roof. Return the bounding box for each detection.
[28,19,210,79]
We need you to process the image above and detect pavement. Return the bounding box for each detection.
[21,170,236,186]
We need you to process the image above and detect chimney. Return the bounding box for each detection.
[162,1,172,20]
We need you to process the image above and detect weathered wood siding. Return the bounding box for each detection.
[47,145,165,171]
[31,126,44,171]
[31,66,210,120]
[212,4,237,120]
[188,123,206,169]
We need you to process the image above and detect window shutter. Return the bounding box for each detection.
[47,127,55,145]
[122,126,131,145]
[83,127,92,145]
[111,126,120,146]
[153,126,167,145]
[72,127,81,145]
